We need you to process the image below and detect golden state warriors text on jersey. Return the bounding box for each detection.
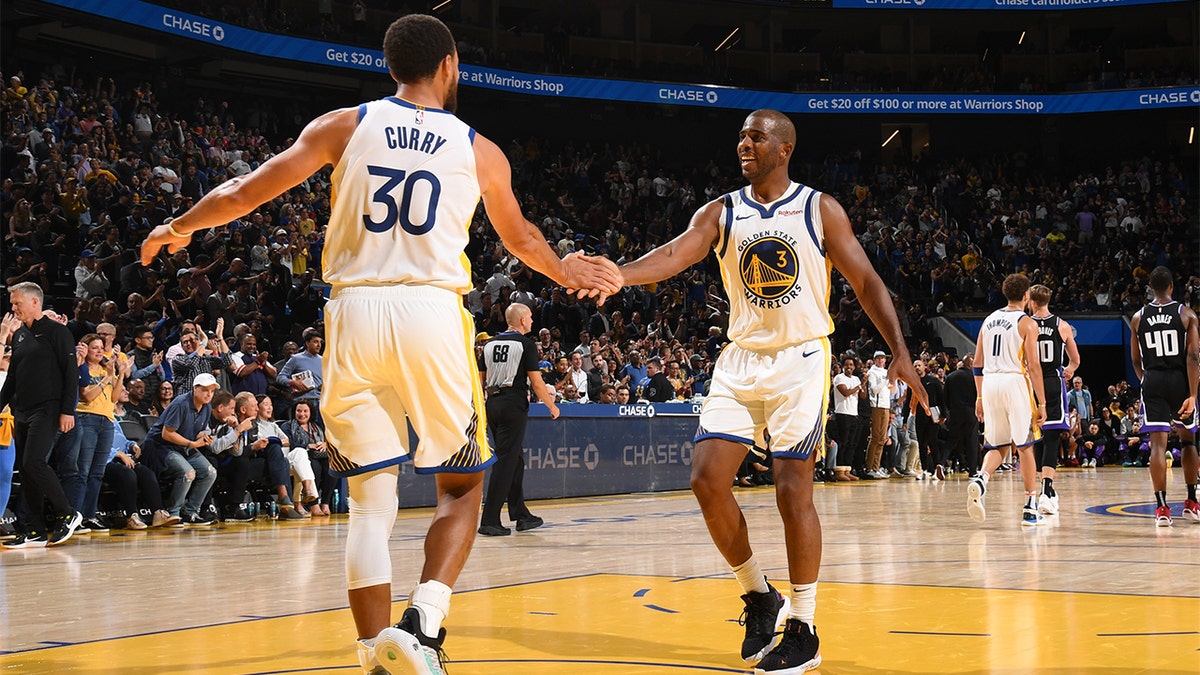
[325,97,480,293]
[715,182,833,351]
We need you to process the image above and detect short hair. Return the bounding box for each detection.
[599,383,616,396]
[646,356,663,367]
[506,303,530,324]
[616,386,631,395]
[1028,284,1051,307]
[80,333,103,347]
[1149,266,1173,293]
[134,325,153,338]
[9,281,43,304]
[234,391,257,414]
[212,390,235,409]
[383,14,456,84]
[1001,273,1031,302]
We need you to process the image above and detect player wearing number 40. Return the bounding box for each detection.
[139,13,621,675]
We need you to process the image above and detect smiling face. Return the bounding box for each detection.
[737,111,794,182]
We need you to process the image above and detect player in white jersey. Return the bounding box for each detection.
[618,110,928,674]
[967,274,1047,527]
[140,15,620,675]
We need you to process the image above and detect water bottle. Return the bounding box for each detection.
[268,500,278,519]
[332,489,341,514]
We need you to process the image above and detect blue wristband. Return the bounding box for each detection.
[972,367,984,376]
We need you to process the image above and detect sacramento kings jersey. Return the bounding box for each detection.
[1137,301,1186,372]
[1033,314,1065,377]
[714,182,832,351]
[325,97,480,292]
[980,308,1027,374]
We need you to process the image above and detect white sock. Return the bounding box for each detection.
[979,471,991,485]
[732,557,770,594]
[790,582,817,625]
[410,580,452,639]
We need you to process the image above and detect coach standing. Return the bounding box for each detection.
[0,282,83,548]
[943,354,980,476]
[477,304,559,537]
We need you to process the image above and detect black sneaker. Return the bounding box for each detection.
[375,606,448,675]
[81,517,109,533]
[754,619,821,674]
[515,515,544,532]
[48,511,83,546]
[226,507,255,522]
[478,524,511,536]
[182,513,216,527]
[739,584,790,664]
[2,531,49,549]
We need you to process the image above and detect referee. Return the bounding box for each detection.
[478,303,559,536]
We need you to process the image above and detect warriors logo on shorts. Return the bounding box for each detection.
[739,237,799,301]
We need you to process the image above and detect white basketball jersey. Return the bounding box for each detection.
[980,308,1027,374]
[325,97,480,293]
[715,182,833,351]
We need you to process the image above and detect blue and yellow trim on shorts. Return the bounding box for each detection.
[417,303,494,474]
[776,335,831,461]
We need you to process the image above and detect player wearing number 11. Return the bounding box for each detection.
[140,14,620,675]
[1129,266,1199,527]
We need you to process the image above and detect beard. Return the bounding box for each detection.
[740,153,779,182]
[443,81,458,113]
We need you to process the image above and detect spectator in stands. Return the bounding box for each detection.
[64,333,123,533]
[255,395,318,517]
[102,416,177,529]
[636,357,673,403]
[126,325,164,395]
[149,380,174,416]
[230,332,275,395]
[280,400,332,516]
[276,329,323,423]
[141,373,220,526]
[74,249,109,299]
[171,318,232,394]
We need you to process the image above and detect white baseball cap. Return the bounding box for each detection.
[193,373,219,389]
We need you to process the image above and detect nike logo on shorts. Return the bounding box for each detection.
[802,348,820,358]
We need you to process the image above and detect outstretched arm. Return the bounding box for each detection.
[619,199,720,287]
[141,108,356,264]
[823,193,928,414]
[475,134,620,298]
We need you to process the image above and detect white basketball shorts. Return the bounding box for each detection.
[981,372,1041,449]
[696,337,830,459]
[322,285,492,476]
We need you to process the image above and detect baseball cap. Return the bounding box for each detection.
[176,268,192,278]
[17,246,31,255]
[873,351,888,358]
[192,373,219,389]
[475,332,491,342]
[80,249,95,258]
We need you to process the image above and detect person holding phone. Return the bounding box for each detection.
[171,318,232,395]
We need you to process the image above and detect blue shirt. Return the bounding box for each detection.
[620,363,647,386]
[277,350,323,402]
[148,392,212,451]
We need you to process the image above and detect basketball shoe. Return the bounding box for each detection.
[374,607,448,675]
[967,476,986,523]
[1182,499,1200,523]
[754,619,821,674]
[739,584,790,664]
[1038,492,1059,515]
[1154,505,1172,527]
[1021,507,1043,526]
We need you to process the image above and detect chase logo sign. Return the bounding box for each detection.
[163,13,225,41]
[658,88,719,105]
[619,404,657,418]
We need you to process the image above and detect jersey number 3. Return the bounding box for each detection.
[363,165,442,235]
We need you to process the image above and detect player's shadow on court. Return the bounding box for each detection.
[454,623,731,663]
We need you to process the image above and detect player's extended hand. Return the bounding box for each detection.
[140,220,192,265]
[889,359,930,417]
[1035,404,1047,427]
[1178,396,1195,421]
[561,252,622,306]
[547,401,561,420]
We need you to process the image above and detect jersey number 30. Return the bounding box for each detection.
[363,165,441,235]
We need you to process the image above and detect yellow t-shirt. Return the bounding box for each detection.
[76,363,117,420]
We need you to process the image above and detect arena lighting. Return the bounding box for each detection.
[714,27,740,52]
[1018,31,1026,45]
[1190,126,1195,144]
[882,130,900,148]
[432,0,453,11]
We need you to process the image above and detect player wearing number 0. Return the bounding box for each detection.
[1028,284,1080,515]
[967,273,1047,526]
[1129,266,1200,527]
[140,15,620,675]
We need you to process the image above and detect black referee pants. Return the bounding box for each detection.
[481,395,533,527]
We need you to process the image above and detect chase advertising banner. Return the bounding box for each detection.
[43,0,1200,115]
[397,404,703,508]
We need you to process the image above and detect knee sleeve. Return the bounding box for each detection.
[345,467,399,591]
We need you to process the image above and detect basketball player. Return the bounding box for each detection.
[617,109,928,674]
[967,274,1047,526]
[140,15,620,675]
[1129,266,1199,527]
[1028,284,1080,515]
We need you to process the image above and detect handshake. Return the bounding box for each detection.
[559,251,624,305]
